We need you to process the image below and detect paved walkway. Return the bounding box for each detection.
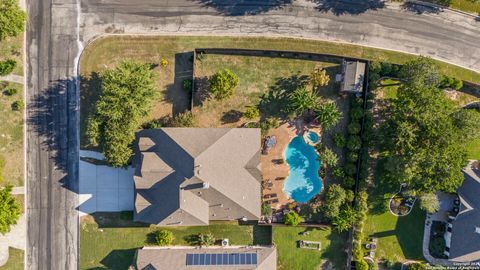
[0,214,26,267]
[79,150,134,216]
[0,74,24,84]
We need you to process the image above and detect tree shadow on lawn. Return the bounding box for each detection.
[86,248,137,270]
[258,74,309,118]
[221,109,244,124]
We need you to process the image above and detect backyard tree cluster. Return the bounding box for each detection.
[381,57,480,193]
[87,61,157,167]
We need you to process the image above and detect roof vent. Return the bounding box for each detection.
[202,182,210,189]
[475,227,480,234]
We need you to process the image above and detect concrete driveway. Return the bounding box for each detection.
[79,150,134,216]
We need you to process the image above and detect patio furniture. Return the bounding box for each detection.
[265,199,279,205]
[275,177,286,181]
[298,240,321,250]
[263,193,277,199]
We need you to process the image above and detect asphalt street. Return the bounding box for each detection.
[26,0,80,269]
[80,0,480,72]
[25,0,479,270]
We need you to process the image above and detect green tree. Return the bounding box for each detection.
[347,122,361,135]
[419,193,440,213]
[154,229,174,246]
[315,102,342,130]
[209,69,239,100]
[288,86,321,117]
[261,203,272,216]
[318,147,338,168]
[87,61,157,167]
[453,109,480,140]
[0,0,26,40]
[0,185,21,234]
[284,211,301,226]
[309,67,330,88]
[399,56,441,87]
[356,259,369,270]
[322,184,346,221]
[0,59,16,76]
[333,133,346,148]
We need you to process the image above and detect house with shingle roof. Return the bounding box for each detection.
[133,128,262,226]
[448,164,480,262]
[135,246,277,270]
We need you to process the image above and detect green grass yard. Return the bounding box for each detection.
[193,53,340,127]
[80,214,261,270]
[364,206,425,263]
[0,35,23,76]
[273,226,347,270]
[0,248,24,270]
[0,82,24,187]
[422,0,480,14]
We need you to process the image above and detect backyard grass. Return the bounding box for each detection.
[80,213,266,270]
[422,0,480,14]
[364,205,426,263]
[0,248,24,270]
[0,35,23,76]
[273,226,347,270]
[193,53,340,127]
[466,137,480,160]
[0,82,24,187]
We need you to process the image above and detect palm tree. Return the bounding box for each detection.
[288,86,321,117]
[315,102,342,130]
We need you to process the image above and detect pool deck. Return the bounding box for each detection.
[261,120,321,209]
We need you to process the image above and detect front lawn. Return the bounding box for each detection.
[273,226,347,270]
[0,35,23,76]
[422,0,480,14]
[0,82,24,187]
[0,248,24,270]
[80,213,262,270]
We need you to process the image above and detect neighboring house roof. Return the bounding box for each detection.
[341,60,366,93]
[135,246,277,270]
[449,165,480,262]
[133,128,262,225]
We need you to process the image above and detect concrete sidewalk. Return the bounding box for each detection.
[0,74,24,84]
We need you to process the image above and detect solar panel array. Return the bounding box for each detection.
[186,253,258,266]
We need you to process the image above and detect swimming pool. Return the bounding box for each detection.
[283,135,323,203]
[306,131,320,144]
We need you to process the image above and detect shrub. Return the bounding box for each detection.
[332,205,357,232]
[322,184,346,221]
[344,163,357,176]
[315,102,342,130]
[11,100,24,111]
[0,59,16,76]
[333,167,345,178]
[182,79,192,91]
[349,107,364,121]
[310,67,330,87]
[439,75,463,90]
[3,87,17,96]
[261,203,272,216]
[169,112,195,127]
[260,117,280,136]
[343,176,355,188]
[197,232,215,247]
[142,119,161,129]
[356,259,369,270]
[209,69,239,100]
[408,263,427,270]
[154,230,174,246]
[318,147,338,168]
[346,190,355,202]
[347,122,361,135]
[0,185,21,234]
[284,211,301,226]
[347,136,362,151]
[368,261,379,270]
[347,151,358,162]
[160,58,168,67]
[333,133,346,148]
[244,107,260,120]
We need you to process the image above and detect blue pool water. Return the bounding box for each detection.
[306,131,320,143]
[283,135,323,203]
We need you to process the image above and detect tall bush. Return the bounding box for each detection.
[209,69,239,100]
[0,59,16,76]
